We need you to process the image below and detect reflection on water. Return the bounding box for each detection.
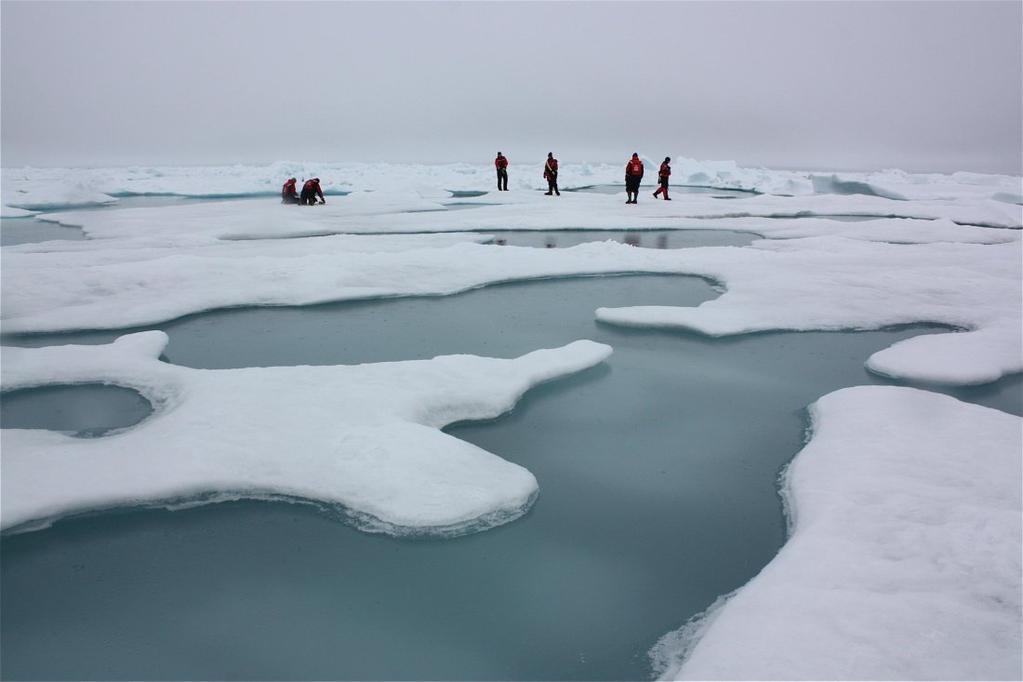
[1,274,1019,681]
[488,229,756,249]
[1,384,152,437]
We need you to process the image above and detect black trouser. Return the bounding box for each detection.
[497,168,508,191]
[300,189,321,205]
[626,176,642,194]
[282,194,299,204]
[546,173,559,195]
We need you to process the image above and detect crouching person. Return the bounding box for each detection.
[282,177,299,204]
[300,177,325,205]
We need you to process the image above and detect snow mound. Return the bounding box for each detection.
[0,333,613,535]
[656,386,1022,681]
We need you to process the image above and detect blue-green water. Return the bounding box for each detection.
[0,384,152,436]
[1,274,1019,680]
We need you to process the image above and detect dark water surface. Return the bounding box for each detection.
[0,217,88,246]
[1,384,152,437]
[2,274,1020,680]
[484,229,756,249]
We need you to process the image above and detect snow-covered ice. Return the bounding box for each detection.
[2,161,1020,678]
[0,332,612,534]
[3,159,1020,212]
[653,386,1022,681]
[0,205,37,219]
[4,190,1019,386]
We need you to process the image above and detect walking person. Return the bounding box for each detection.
[495,152,509,191]
[625,153,644,204]
[543,153,560,196]
[653,157,672,200]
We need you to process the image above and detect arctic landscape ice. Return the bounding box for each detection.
[1,160,1020,679]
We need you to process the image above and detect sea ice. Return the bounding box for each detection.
[652,386,1022,681]
[3,160,1021,211]
[0,332,612,534]
[4,199,1018,387]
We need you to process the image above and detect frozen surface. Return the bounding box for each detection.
[0,206,37,219]
[9,272,1013,680]
[654,386,1022,681]
[0,331,612,534]
[597,238,1022,386]
[4,195,1019,386]
[3,160,1021,211]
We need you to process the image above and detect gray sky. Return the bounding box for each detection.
[2,1,1021,173]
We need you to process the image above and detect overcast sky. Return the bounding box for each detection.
[2,1,1020,173]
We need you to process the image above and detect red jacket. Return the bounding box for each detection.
[626,158,644,177]
[658,162,671,178]
[282,179,298,198]
[495,156,508,170]
[302,179,324,199]
[544,158,559,179]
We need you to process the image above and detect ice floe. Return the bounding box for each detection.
[653,386,1022,681]
[4,201,1019,386]
[0,332,612,534]
[30,190,1023,247]
[3,160,1021,211]
[596,237,1022,386]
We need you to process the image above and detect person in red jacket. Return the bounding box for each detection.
[653,157,672,200]
[625,153,644,204]
[299,178,325,205]
[281,177,299,204]
[495,152,509,191]
[543,153,560,196]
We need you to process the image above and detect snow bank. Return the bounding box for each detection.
[653,386,1022,681]
[3,161,1020,209]
[0,332,612,534]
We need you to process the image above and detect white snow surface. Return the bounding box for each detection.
[653,386,1022,681]
[2,164,1020,677]
[0,205,37,219]
[2,160,1021,210]
[0,332,612,534]
[4,191,1019,386]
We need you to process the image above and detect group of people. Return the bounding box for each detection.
[282,154,675,206]
[625,153,673,203]
[498,152,673,202]
[281,177,325,205]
